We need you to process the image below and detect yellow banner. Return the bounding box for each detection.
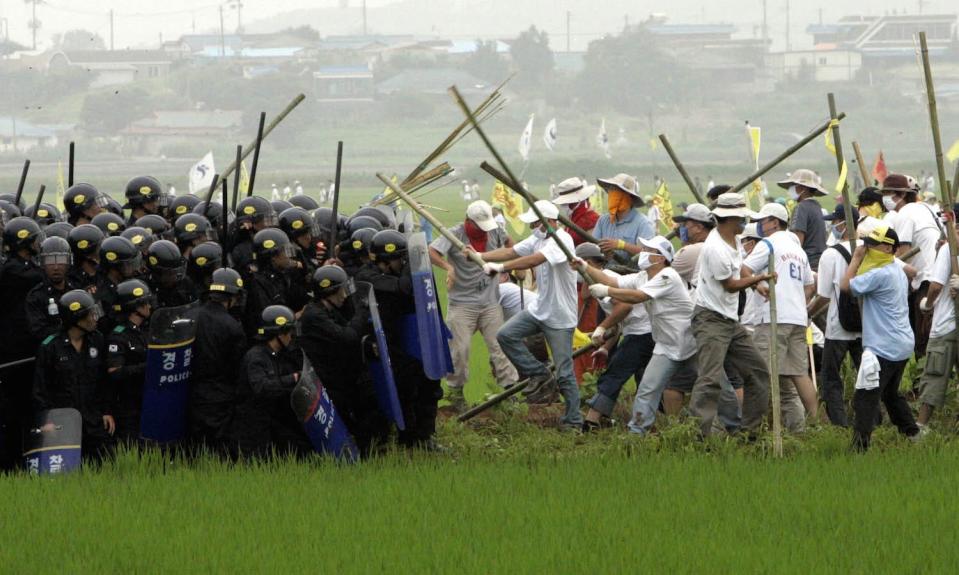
[748,126,761,165]
[825,119,847,194]
[491,180,525,235]
[654,181,674,233]
[56,161,66,211]
[947,138,959,164]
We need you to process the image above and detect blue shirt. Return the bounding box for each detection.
[592,209,655,262]
[850,263,914,361]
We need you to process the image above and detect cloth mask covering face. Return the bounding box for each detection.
[606,189,633,223]
[463,219,488,252]
[678,225,690,243]
[788,185,800,201]
[857,247,894,276]
[882,195,899,212]
[636,252,657,270]
[831,226,844,240]
[532,225,547,240]
[860,204,883,219]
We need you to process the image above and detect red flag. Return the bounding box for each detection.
[871,151,887,187]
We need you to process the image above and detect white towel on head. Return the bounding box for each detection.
[856,349,881,391]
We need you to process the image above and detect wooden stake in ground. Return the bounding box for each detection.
[919,31,959,348]
[828,93,857,252]
[766,243,783,457]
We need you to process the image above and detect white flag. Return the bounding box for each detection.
[188,152,216,195]
[596,118,611,159]
[543,118,557,151]
[519,114,534,162]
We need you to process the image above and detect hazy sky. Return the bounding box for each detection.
[0,0,950,52]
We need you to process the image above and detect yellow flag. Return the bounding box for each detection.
[380,174,399,203]
[947,138,959,164]
[56,161,66,211]
[824,119,848,194]
[648,137,658,151]
[490,180,525,235]
[786,198,797,218]
[748,126,761,165]
[239,161,251,196]
[654,181,674,233]
[592,182,605,213]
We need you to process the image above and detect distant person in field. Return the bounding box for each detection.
[551,177,599,246]
[429,200,517,411]
[780,169,827,270]
[840,225,919,451]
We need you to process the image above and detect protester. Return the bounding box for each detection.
[593,173,655,263]
[429,200,517,410]
[840,225,919,450]
[570,242,613,385]
[780,169,828,270]
[551,177,599,246]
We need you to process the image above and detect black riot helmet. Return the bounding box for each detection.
[209,267,244,296]
[278,207,318,240]
[39,236,73,267]
[256,305,296,340]
[68,223,104,260]
[64,183,108,223]
[173,213,215,249]
[43,221,74,241]
[116,279,155,313]
[58,289,101,327]
[192,201,233,235]
[135,214,173,241]
[99,236,142,278]
[188,241,223,273]
[369,229,408,261]
[0,200,22,219]
[252,228,294,263]
[168,194,201,224]
[123,176,162,210]
[91,212,126,236]
[352,206,395,229]
[349,227,376,256]
[3,216,44,255]
[346,215,383,236]
[0,192,25,211]
[289,195,319,211]
[104,196,124,217]
[25,203,62,226]
[121,226,155,254]
[312,265,352,299]
[235,196,277,229]
[271,200,293,216]
[147,239,185,283]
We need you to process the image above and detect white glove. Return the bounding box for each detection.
[949,274,959,292]
[589,283,610,299]
[590,326,606,345]
[919,296,932,312]
[483,262,505,275]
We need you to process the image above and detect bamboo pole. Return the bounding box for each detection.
[852,141,870,186]
[729,114,846,194]
[767,245,782,458]
[230,144,242,215]
[658,134,705,204]
[377,173,486,268]
[828,94,857,252]
[245,111,267,199]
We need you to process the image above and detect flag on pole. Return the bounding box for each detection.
[744,123,763,209]
[56,161,66,211]
[654,181,674,233]
[947,138,959,164]
[648,137,658,151]
[543,118,557,151]
[519,114,534,162]
[597,118,611,159]
[871,151,887,186]
[239,160,251,196]
[747,124,761,166]
[188,152,216,195]
[491,180,525,235]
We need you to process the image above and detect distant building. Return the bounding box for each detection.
[47,50,173,88]
[808,13,956,64]
[313,66,376,102]
[766,49,862,83]
[376,68,489,97]
[121,110,243,155]
[0,117,58,153]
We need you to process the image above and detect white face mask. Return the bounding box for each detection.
[636,252,659,270]
[787,185,800,201]
[532,226,547,240]
[882,195,898,212]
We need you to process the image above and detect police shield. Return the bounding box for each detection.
[140,304,197,443]
[396,208,415,236]
[357,281,405,430]
[403,232,454,380]
[290,354,359,461]
[23,408,82,475]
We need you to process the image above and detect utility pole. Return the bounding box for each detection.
[229,0,243,34]
[785,0,791,52]
[362,0,368,36]
[109,9,114,51]
[762,0,768,52]
[219,5,226,57]
[28,0,40,51]
[566,11,570,52]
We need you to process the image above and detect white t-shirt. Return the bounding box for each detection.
[612,272,653,336]
[695,228,744,320]
[498,282,537,321]
[929,245,957,338]
[740,289,764,327]
[895,201,943,288]
[815,242,861,341]
[513,229,578,328]
[647,205,661,227]
[742,231,814,327]
[673,243,702,289]
[632,267,696,361]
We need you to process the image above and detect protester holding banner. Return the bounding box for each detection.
[840,225,920,451]
[430,200,516,410]
[480,200,582,430]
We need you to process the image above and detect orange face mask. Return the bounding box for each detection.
[607,189,632,222]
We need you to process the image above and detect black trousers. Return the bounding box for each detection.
[393,358,442,446]
[852,356,918,451]
[820,338,862,427]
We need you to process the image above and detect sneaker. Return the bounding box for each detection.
[445,387,467,412]
[522,373,554,397]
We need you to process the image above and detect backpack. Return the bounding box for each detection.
[830,243,862,333]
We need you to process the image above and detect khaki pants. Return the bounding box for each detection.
[752,323,809,433]
[447,303,518,389]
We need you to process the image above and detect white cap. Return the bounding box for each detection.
[739,222,761,240]
[466,200,498,232]
[751,202,789,223]
[638,235,675,262]
[519,199,559,223]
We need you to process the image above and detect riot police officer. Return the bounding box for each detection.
[106,279,153,442]
[33,289,115,460]
[63,183,108,226]
[186,241,223,299]
[231,196,277,276]
[244,228,298,338]
[146,240,196,309]
[185,268,246,451]
[298,265,388,455]
[26,236,78,344]
[173,213,215,260]
[95,236,143,331]
[67,224,104,291]
[123,176,163,224]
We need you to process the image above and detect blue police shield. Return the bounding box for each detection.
[290,354,359,461]
[140,304,197,443]
[357,281,405,430]
[23,408,82,475]
[406,232,454,380]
